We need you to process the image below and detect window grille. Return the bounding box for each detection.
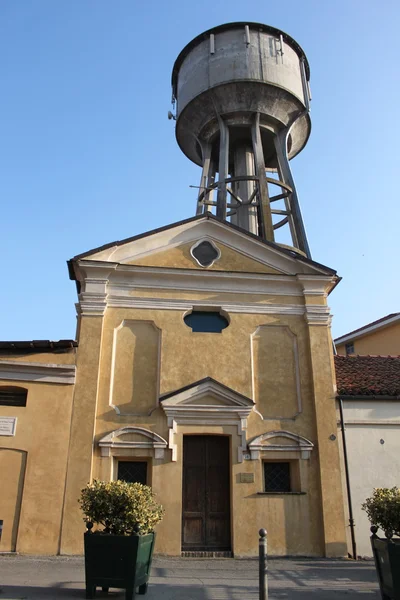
[264,462,291,492]
[117,461,147,485]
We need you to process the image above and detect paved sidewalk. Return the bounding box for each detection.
[0,555,380,599]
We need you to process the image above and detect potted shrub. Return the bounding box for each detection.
[79,479,164,599]
[362,487,400,600]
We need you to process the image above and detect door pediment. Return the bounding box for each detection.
[160,377,254,413]
[160,377,254,462]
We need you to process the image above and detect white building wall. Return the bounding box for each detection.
[338,400,400,557]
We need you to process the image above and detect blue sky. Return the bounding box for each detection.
[0,0,398,341]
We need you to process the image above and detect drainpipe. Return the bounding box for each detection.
[338,396,357,559]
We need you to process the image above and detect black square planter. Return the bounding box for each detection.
[371,533,400,600]
[84,532,156,599]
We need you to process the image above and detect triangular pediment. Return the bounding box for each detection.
[160,377,254,464]
[160,377,254,408]
[69,215,336,278]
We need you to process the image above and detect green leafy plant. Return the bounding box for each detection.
[362,487,400,537]
[79,479,164,535]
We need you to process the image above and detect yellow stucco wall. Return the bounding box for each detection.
[0,352,76,364]
[128,241,282,274]
[336,321,400,356]
[0,355,75,554]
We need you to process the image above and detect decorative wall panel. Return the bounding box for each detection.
[110,320,160,415]
[251,325,301,419]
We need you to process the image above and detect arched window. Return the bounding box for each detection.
[0,386,28,407]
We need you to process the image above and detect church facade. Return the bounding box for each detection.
[0,214,347,557]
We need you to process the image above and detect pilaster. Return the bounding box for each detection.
[59,315,105,554]
[307,320,347,557]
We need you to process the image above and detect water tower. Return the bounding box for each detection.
[171,22,312,258]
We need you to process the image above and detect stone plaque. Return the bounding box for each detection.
[0,417,17,436]
[238,472,254,484]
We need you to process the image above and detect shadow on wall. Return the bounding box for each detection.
[111,320,160,415]
[0,447,27,552]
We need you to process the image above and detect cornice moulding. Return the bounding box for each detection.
[107,296,305,315]
[78,292,107,316]
[0,361,76,385]
[304,305,332,326]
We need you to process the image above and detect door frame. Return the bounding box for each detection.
[181,434,232,552]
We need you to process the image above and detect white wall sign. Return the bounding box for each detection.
[0,417,17,436]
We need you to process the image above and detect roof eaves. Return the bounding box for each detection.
[0,340,78,352]
[337,394,400,401]
[68,213,337,280]
[334,313,400,345]
[70,214,208,262]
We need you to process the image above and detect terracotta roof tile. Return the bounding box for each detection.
[334,355,400,397]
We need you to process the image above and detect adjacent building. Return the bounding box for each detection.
[334,312,400,558]
[335,313,400,356]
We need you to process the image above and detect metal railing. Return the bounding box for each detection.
[196,175,293,232]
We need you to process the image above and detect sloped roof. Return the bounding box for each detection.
[334,355,400,397]
[334,313,400,345]
[68,213,336,277]
[0,340,77,352]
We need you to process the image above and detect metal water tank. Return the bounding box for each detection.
[171,23,312,257]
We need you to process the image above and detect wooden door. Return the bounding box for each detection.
[182,436,231,551]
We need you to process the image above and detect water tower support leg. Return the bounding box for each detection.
[232,144,257,234]
[197,142,213,215]
[251,113,274,242]
[216,116,229,220]
[274,130,311,258]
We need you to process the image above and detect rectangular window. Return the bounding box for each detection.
[117,461,147,485]
[345,342,355,356]
[0,388,27,407]
[264,462,291,492]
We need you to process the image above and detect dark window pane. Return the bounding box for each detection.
[117,461,147,485]
[192,241,219,267]
[184,311,229,333]
[264,462,291,492]
[0,387,27,407]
